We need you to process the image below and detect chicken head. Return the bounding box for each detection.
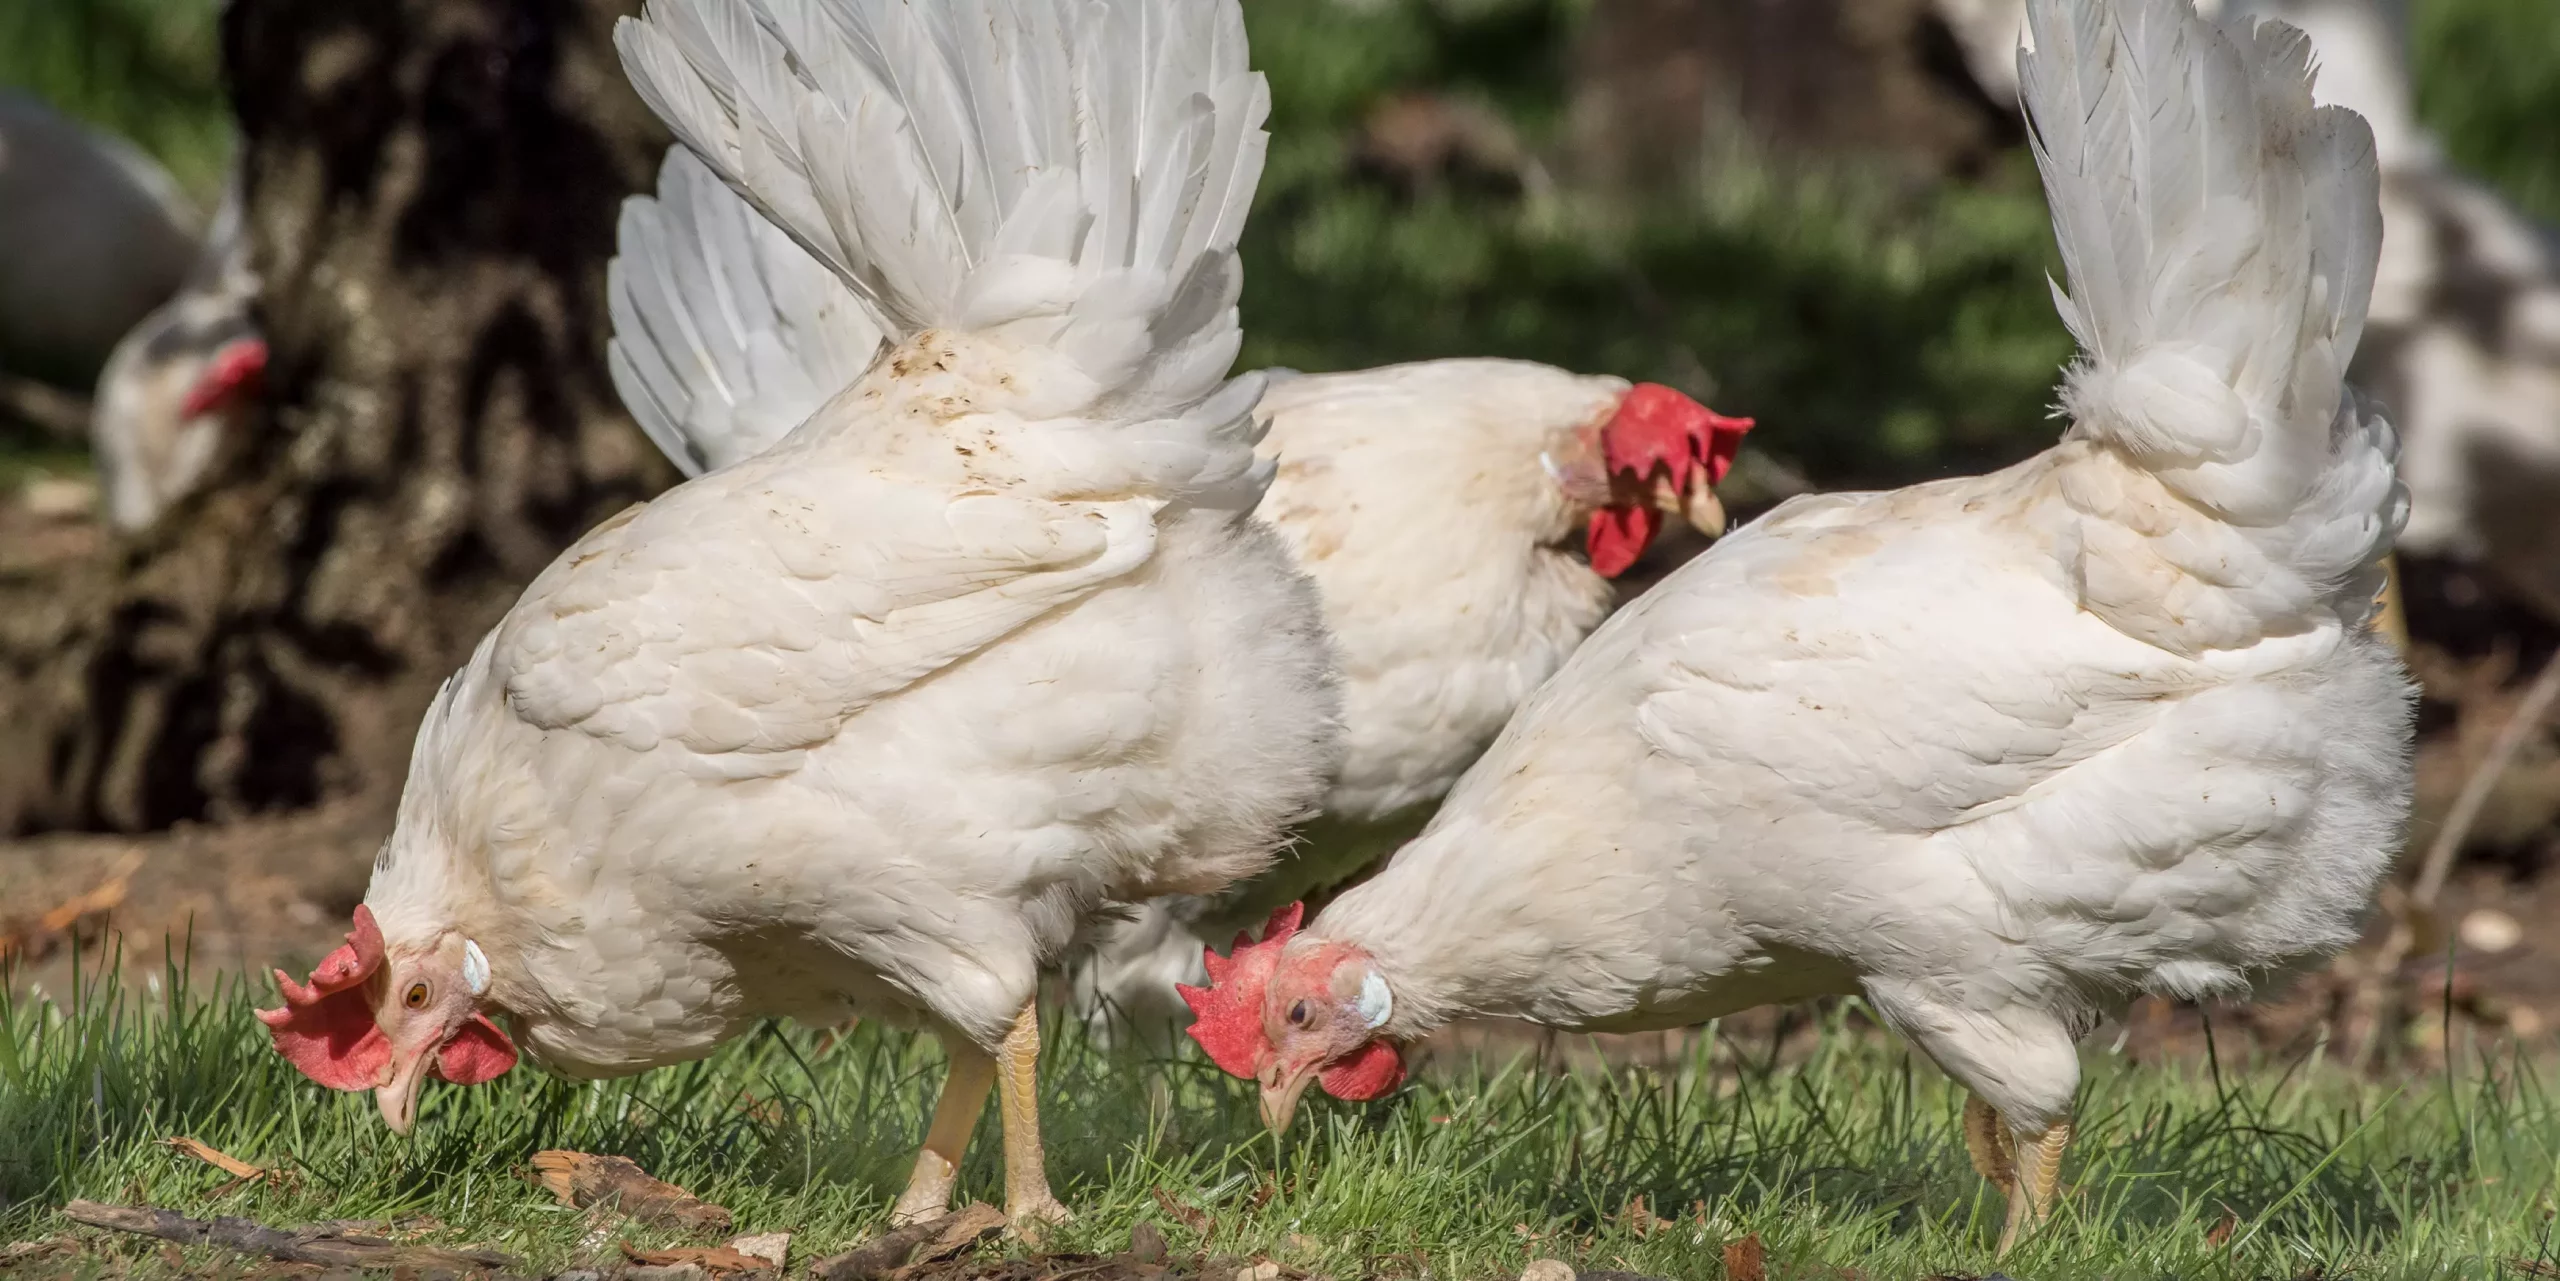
[1583,383,1753,578]
[1178,902,1404,1134]
[257,905,517,1133]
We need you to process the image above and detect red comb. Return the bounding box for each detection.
[180,338,268,418]
[1588,384,1753,578]
[1177,902,1303,1079]
[256,906,391,1090]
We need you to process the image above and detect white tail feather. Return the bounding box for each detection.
[608,146,887,477]
[2022,0,2403,627]
[614,0,1267,427]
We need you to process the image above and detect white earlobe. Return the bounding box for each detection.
[1356,970,1393,1030]
[462,939,491,996]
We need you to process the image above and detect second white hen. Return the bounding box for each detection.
[1192,0,2414,1258]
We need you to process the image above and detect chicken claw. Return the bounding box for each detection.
[997,1001,1072,1236]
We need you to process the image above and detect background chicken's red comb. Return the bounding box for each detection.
[256,905,390,1090]
[1602,383,1755,491]
[1177,902,1303,1079]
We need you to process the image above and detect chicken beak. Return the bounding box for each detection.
[374,1046,432,1135]
[1257,1061,1318,1136]
[1652,471,1726,539]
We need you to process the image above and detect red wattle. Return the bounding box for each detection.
[435,1013,519,1084]
[1587,504,1660,579]
[1319,1039,1406,1101]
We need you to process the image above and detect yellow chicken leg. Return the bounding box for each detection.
[890,1036,997,1226]
[997,1000,1071,1232]
[1996,1116,2072,1258]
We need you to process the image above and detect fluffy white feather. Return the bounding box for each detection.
[608,146,886,475]
[614,0,1271,508]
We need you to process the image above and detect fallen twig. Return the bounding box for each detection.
[2414,645,2560,911]
[1,850,143,963]
[61,1199,516,1272]
[165,1136,294,1195]
[531,1150,733,1234]
[808,1203,1005,1281]
[0,372,91,442]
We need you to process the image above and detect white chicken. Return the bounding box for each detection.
[597,151,1752,1037]
[1186,0,2414,1258]
[91,176,265,531]
[257,0,1339,1230]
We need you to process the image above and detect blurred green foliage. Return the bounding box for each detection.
[2412,0,2560,225]
[1,0,2556,483]
[0,0,230,203]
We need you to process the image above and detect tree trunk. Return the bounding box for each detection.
[0,0,673,835]
[1564,0,2023,193]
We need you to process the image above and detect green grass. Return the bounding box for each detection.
[5,948,2556,1279]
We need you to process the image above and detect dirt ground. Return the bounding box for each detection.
[7,477,2559,1069]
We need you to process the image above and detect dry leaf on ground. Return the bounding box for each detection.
[530,1150,733,1234]
[725,1232,789,1268]
[1723,1232,1767,1281]
[808,1202,1005,1281]
[621,1240,774,1274]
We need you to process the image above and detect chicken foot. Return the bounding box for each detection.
[997,1000,1072,1232]
[890,1036,998,1226]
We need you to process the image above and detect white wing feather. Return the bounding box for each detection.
[609,146,887,476]
[614,0,1268,425]
[2021,0,2401,625]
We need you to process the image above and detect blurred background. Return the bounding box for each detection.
[3,0,2559,1060]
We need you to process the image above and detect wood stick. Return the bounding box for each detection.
[62,1200,519,1273]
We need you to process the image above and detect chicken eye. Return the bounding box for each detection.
[1287,1000,1309,1027]
[404,982,431,1010]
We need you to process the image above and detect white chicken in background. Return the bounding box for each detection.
[1076,361,1749,1033]
[1188,0,2414,1259]
[599,145,1753,1038]
[91,176,266,531]
[1938,0,2560,623]
[258,0,1339,1231]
